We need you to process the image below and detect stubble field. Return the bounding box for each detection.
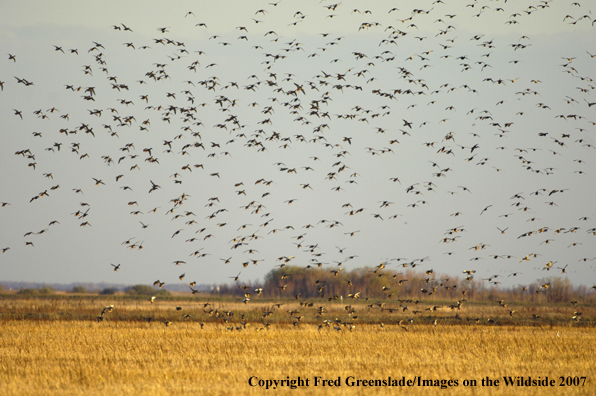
[1,296,594,395]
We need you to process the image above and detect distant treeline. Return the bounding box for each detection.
[217,266,596,304]
[3,267,594,303]
[0,281,128,293]
[0,281,210,294]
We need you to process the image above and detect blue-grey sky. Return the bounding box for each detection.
[1,0,595,290]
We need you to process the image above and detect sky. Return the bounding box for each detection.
[1,0,595,291]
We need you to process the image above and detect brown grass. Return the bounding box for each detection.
[0,296,595,395]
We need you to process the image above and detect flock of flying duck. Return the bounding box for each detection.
[1,0,595,319]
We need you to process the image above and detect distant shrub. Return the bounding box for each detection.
[127,284,171,297]
[38,286,55,295]
[156,289,171,297]
[127,284,155,296]
[17,288,37,296]
[17,286,55,296]
[99,287,119,295]
[71,286,88,293]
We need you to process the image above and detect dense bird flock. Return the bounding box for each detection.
[1,0,595,312]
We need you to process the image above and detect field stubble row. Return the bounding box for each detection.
[0,318,595,395]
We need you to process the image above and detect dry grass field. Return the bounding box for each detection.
[1,296,595,395]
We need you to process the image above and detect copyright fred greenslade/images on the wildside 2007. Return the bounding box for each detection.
[248,375,588,390]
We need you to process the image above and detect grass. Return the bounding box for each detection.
[0,293,591,325]
[0,295,595,395]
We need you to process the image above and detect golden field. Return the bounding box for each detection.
[0,296,595,395]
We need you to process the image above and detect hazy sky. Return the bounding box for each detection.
[1,0,595,291]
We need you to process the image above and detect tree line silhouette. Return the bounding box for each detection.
[216,266,595,304]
